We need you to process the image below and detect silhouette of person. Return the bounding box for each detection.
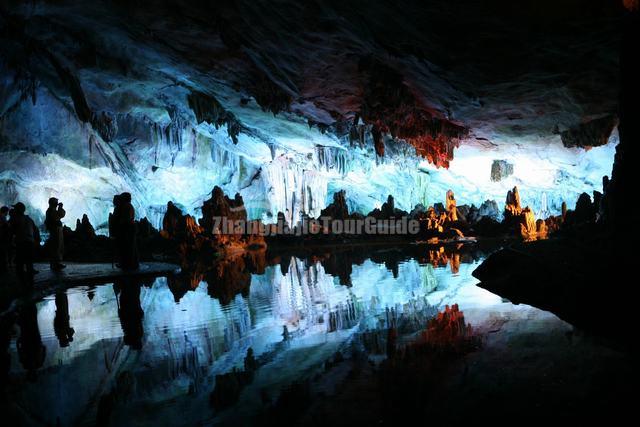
[109,194,121,239]
[114,193,139,270]
[9,202,40,282]
[17,301,46,381]
[114,278,144,350]
[108,194,122,267]
[0,206,9,273]
[54,291,75,347]
[45,197,66,271]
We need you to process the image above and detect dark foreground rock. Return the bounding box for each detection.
[472,234,632,347]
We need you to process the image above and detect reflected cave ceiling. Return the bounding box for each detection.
[0,0,623,226]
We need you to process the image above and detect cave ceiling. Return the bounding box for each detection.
[1,0,621,165]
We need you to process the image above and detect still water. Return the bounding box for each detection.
[2,247,604,425]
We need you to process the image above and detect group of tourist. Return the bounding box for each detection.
[0,202,43,279]
[0,193,139,282]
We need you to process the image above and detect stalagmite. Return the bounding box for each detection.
[320,190,350,220]
[519,208,537,239]
[445,189,458,221]
[505,186,522,217]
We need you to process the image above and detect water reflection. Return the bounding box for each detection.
[17,301,46,382]
[114,278,145,350]
[1,244,567,425]
[54,291,75,348]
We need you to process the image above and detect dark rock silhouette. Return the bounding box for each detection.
[320,190,350,220]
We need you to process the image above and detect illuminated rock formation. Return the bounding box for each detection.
[490,160,514,182]
[504,186,523,217]
[200,186,247,238]
[519,208,538,240]
[536,219,548,237]
[445,190,458,222]
[501,186,556,241]
[359,58,466,168]
[159,187,265,266]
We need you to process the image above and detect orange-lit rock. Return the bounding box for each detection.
[420,304,473,347]
[446,189,458,221]
[425,246,461,274]
[505,186,522,217]
[519,207,537,239]
[359,58,467,168]
[623,0,639,12]
[200,186,247,239]
[161,201,183,239]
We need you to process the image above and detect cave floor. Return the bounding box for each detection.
[1,262,180,314]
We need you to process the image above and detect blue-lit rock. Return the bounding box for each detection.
[0,1,619,231]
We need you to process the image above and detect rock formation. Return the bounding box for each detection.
[200,186,247,237]
[445,190,458,221]
[564,192,596,226]
[560,115,618,149]
[320,190,350,220]
[504,186,522,217]
[74,214,96,240]
[490,160,514,182]
[519,208,537,240]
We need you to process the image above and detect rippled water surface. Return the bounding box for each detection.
[2,249,603,425]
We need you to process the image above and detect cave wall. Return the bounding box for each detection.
[0,0,621,231]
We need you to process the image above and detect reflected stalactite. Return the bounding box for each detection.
[167,247,266,303]
[320,252,353,286]
[328,300,361,332]
[205,255,252,305]
[167,271,203,303]
[210,347,258,411]
[423,246,461,274]
[378,304,479,422]
[420,304,474,348]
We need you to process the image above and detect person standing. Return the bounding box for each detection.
[45,197,66,271]
[116,193,139,270]
[9,202,40,280]
[0,206,9,273]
